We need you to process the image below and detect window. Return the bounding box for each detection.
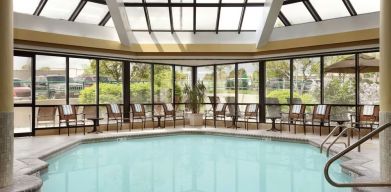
[14,0,40,14]
[173,7,193,30]
[148,7,171,30]
[293,57,321,104]
[359,52,379,105]
[69,58,97,104]
[310,0,350,20]
[265,60,290,104]
[197,66,214,103]
[216,64,235,103]
[196,7,218,30]
[14,107,32,133]
[324,55,356,104]
[350,0,380,14]
[154,65,173,103]
[219,7,242,30]
[126,7,149,30]
[175,66,192,103]
[281,3,314,25]
[36,55,67,105]
[40,0,80,20]
[274,17,284,28]
[14,56,32,104]
[99,60,123,104]
[241,7,264,30]
[75,2,109,25]
[130,63,152,104]
[238,62,259,104]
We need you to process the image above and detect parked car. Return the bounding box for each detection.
[13,78,31,101]
[36,75,83,99]
[73,76,111,87]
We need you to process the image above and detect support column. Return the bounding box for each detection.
[0,0,14,188]
[380,0,391,182]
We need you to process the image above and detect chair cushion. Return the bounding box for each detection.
[363,105,375,116]
[292,105,301,114]
[166,103,174,111]
[111,104,120,114]
[134,104,143,113]
[62,105,73,116]
[316,105,327,115]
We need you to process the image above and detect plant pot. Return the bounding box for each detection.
[187,113,204,126]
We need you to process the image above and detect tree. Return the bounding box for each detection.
[85,60,122,82]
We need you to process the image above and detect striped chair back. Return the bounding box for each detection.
[315,105,327,115]
[58,105,77,121]
[110,104,121,114]
[245,104,258,117]
[363,105,375,116]
[106,104,122,118]
[291,105,302,114]
[131,104,145,117]
[62,105,73,116]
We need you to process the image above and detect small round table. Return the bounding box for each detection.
[331,119,350,136]
[87,117,103,134]
[153,115,165,129]
[266,116,281,132]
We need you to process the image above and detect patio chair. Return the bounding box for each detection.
[36,106,57,128]
[162,103,185,128]
[106,104,125,132]
[130,104,148,130]
[307,104,331,136]
[236,104,259,130]
[350,105,379,138]
[58,105,85,136]
[208,96,221,113]
[204,103,227,128]
[287,104,306,134]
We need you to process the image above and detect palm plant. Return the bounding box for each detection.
[184,81,206,114]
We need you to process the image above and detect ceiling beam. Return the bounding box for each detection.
[255,0,284,48]
[237,0,248,34]
[193,0,196,34]
[33,0,48,16]
[302,0,322,22]
[215,0,223,34]
[278,12,291,26]
[105,0,135,46]
[69,0,87,21]
[99,12,111,26]
[168,0,174,34]
[342,0,357,16]
[142,0,152,34]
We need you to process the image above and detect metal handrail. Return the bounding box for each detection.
[324,122,391,188]
[326,127,358,157]
[320,125,345,153]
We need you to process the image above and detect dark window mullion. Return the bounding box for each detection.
[99,12,111,26]
[69,0,87,21]
[342,0,357,16]
[215,0,223,34]
[237,0,248,34]
[33,0,48,16]
[193,0,197,34]
[302,0,322,22]
[168,0,174,34]
[142,0,152,34]
[278,12,291,26]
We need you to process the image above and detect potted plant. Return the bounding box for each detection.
[184,81,206,126]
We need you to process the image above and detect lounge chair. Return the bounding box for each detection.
[58,105,85,135]
[236,104,259,130]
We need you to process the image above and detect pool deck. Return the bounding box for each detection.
[2,126,390,192]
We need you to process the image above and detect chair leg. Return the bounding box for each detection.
[319,124,322,136]
[288,122,291,132]
[131,117,134,130]
[107,118,109,132]
[174,117,176,128]
[294,121,297,134]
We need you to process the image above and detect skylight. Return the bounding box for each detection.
[75,2,109,25]
[310,0,350,20]
[40,0,80,20]
[350,0,380,14]
[13,0,40,15]
[281,2,314,25]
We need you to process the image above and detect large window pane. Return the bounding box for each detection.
[310,0,350,20]
[293,57,321,104]
[75,2,109,25]
[175,66,192,103]
[14,56,32,104]
[265,60,290,104]
[40,0,80,20]
[14,107,32,133]
[99,60,123,104]
[69,58,96,104]
[238,62,259,104]
[324,55,356,104]
[241,7,264,30]
[148,7,171,30]
[196,7,218,30]
[359,52,379,105]
[281,3,314,25]
[126,7,148,30]
[216,65,235,103]
[197,66,214,103]
[36,55,66,105]
[130,63,152,104]
[350,0,380,14]
[14,0,40,14]
[154,65,173,103]
[219,7,242,30]
[173,7,193,30]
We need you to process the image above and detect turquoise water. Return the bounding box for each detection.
[42,135,351,192]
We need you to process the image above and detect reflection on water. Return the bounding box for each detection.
[42,135,350,192]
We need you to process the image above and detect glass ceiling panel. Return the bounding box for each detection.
[75,2,108,24]
[197,0,219,3]
[274,17,284,28]
[14,0,40,14]
[281,2,314,25]
[219,7,242,30]
[123,0,142,2]
[126,7,148,30]
[350,0,380,14]
[148,7,171,30]
[40,0,80,20]
[171,0,193,3]
[146,0,168,2]
[222,0,244,3]
[247,0,265,2]
[105,18,115,27]
[310,0,350,20]
[173,7,193,30]
[241,7,264,30]
[196,7,218,30]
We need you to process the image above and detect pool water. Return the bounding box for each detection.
[42,135,351,192]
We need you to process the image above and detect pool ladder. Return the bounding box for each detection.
[323,122,391,188]
[320,126,359,157]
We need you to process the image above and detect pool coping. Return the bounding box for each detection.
[1,128,388,192]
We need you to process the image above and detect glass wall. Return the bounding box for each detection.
[175,66,192,103]
[130,62,152,104]
[36,55,67,105]
[98,60,123,104]
[324,54,356,105]
[265,60,290,104]
[197,66,214,103]
[238,62,259,104]
[69,58,97,104]
[216,64,235,104]
[293,57,321,104]
[154,65,173,103]
[359,52,379,105]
